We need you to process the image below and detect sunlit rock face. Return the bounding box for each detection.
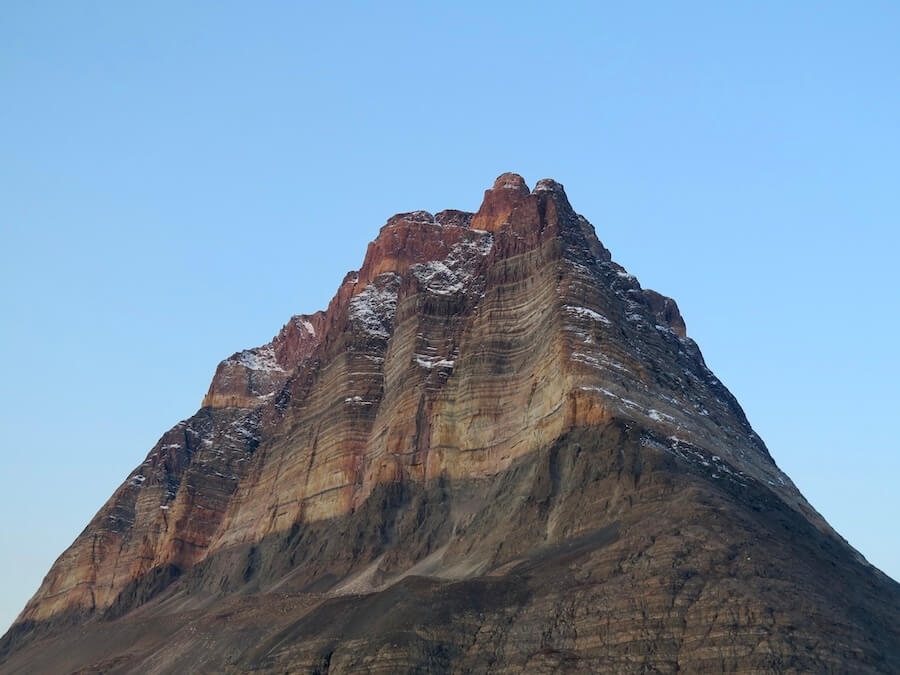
[3,175,898,673]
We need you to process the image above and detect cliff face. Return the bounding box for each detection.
[2,174,898,674]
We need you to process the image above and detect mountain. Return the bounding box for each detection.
[2,174,897,673]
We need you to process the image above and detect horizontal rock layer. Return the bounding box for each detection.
[3,428,898,672]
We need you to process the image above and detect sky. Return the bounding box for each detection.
[1,2,898,634]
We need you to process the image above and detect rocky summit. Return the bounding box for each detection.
[2,174,898,673]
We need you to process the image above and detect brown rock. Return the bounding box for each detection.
[470,172,532,231]
[201,312,325,409]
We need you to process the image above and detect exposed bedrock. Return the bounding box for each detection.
[3,174,897,674]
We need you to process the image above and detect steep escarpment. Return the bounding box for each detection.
[2,174,898,673]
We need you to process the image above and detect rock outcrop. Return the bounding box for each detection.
[2,174,898,674]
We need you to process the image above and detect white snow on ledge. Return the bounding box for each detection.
[349,273,400,338]
[345,396,375,405]
[571,351,630,374]
[641,434,749,485]
[565,305,612,325]
[411,260,464,295]
[227,345,285,372]
[293,316,316,336]
[409,233,494,297]
[415,354,455,370]
[578,386,677,425]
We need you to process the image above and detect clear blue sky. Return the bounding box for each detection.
[1,2,898,633]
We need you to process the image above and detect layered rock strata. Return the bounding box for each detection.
[2,174,897,674]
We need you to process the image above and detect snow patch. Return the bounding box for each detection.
[571,351,629,373]
[415,354,455,370]
[411,260,463,295]
[650,435,748,485]
[579,387,678,425]
[565,305,612,325]
[297,317,316,335]
[227,345,285,372]
[348,273,401,338]
[409,233,493,297]
[344,396,375,405]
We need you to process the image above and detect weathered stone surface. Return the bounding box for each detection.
[470,172,532,231]
[202,312,325,409]
[2,173,897,673]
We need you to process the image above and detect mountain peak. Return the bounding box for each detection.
[534,177,565,193]
[492,171,530,193]
[4,173,898,673]
[471,171,533,231]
